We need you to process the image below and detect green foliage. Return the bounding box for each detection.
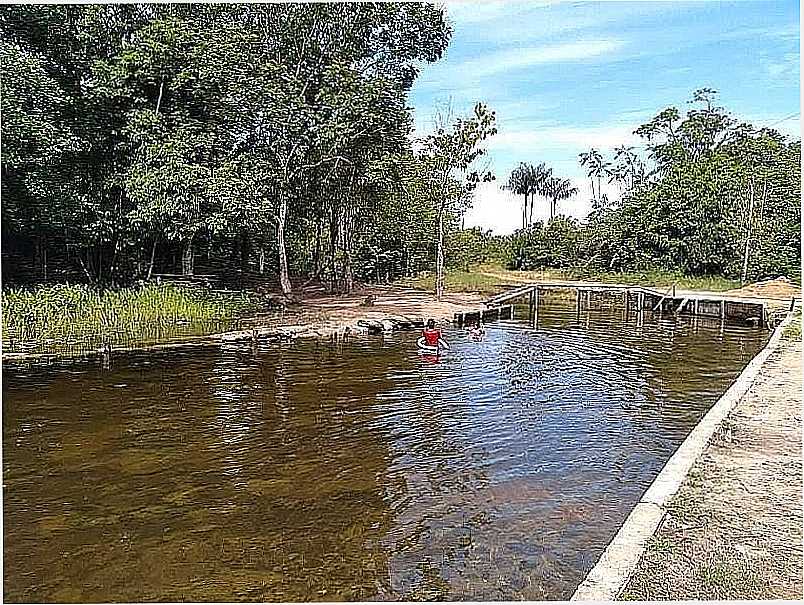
[447,227,508,270]
[2,3,482,298]
[507,89,801,283]
[2,284,260,354]
[508,217,586,270]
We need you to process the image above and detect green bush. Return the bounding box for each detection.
[2,283,261,354]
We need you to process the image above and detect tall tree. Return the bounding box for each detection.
[418,103,497,300]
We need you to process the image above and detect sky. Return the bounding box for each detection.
[408,0,801,234]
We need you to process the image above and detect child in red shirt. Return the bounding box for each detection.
[422,319,447,347]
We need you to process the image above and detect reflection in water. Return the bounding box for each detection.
[3,301,767,601]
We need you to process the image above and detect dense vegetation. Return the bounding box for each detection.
[1,3,494,298]
[507,90,801,283]
[2,1,798,314]
[3,283,260,354]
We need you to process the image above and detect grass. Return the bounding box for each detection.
[401,264,741,296]
[2,283,264,356]
[782,308,802,340]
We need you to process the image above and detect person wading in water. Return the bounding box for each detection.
[422,319,448,348]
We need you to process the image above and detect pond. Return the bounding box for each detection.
[3,299,768,601]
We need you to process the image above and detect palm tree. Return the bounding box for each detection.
[613,145,646,190]
[506,163,530,229]
[579,148,610,205]
[545,176,579,219]
[527,162,553,225]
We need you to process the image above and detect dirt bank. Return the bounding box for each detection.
[621,337,803,600]
[724,276,801,300]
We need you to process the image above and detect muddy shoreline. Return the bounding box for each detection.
[1,285,487,365]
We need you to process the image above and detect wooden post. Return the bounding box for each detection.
[637,291,645,326]
[533,286,540,328]
[790,297,797,311]
[693,299,699,316]
[672,284,676,298]
[529,288,535,320]
[623,290,629,320]
[720,299,726,320]
[576,289,582,317]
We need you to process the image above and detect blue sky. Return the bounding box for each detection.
[409,0,801,233]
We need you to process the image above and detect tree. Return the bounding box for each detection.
[418,103,497,300]
[506,163,530,229]
[544,176,578,219]
[579,148,610,208]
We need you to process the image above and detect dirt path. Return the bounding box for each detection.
[296,284,485,327]
[621,337,803,600]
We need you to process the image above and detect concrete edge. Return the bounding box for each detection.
[570,310,796,602]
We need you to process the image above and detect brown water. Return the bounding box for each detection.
[3,301,768,602]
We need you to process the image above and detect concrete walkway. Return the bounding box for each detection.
[621,338,803,600]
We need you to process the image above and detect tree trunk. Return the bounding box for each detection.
[522,194,527,229]
[313,215,322,275]
[240,232,251,272]
[341,205,354,294]
[259,247,265,275]
[155,75,165,113]
[181,237,195,276]
[741,179,755,284]
[146,236,158,280]
[328,205,339,293]
[436,203,445,301]
[277,195,292,296]
[529,192,535,225]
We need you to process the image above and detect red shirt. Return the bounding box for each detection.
[422,328,441,346]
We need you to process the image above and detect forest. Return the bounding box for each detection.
[2,3,800,305]
[2,3,495,300]
[503,88,801,283]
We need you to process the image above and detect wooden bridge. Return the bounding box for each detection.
[454,281,795,329]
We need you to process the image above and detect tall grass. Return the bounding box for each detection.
[2,283,261,355]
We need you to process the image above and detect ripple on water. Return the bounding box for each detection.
[2,302,767,601]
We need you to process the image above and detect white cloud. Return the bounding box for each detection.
[443,0,557,25]
[454,39,624,77]
[488,123,641,155]
[463,176,622,235]
[462,182,523,234]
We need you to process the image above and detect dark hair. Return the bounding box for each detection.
[426,319,435,329]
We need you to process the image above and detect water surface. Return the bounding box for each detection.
[3,300,767,601]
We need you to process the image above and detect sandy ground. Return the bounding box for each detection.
[725,276,801,300]
[298,284,486,327]
[621,338,803,600]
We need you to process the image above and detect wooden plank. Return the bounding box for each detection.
[675,297,690,315]
[651,284,674,312]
